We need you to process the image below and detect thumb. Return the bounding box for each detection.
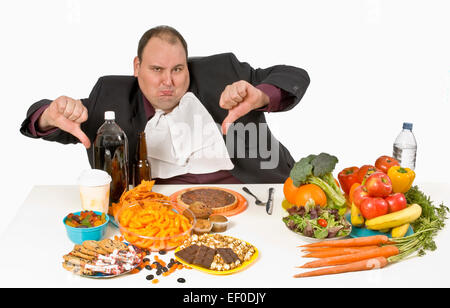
[58,116,91,148]
[221,110,241,135]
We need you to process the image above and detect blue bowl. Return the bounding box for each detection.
[63,211,110,244]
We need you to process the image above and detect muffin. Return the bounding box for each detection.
[188,201,212,219]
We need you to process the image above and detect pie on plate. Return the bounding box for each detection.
[177,187,239,214]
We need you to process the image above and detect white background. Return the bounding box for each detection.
[1,0,449,235]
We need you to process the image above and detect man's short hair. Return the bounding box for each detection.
[137,25,188,61]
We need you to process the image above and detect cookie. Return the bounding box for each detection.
[98,238,128,254]
[70,250,97,261]
[62,261,94,276]
[82,240,109,255]
[63,254,92,267]
[73,244,98,257]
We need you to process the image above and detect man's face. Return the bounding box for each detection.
[134,36,190,113]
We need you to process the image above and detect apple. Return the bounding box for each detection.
[360,197,389,220]
[357,165,381,184]
[385,193,407,213]
[365,172,392,197]
[352,185,370,209]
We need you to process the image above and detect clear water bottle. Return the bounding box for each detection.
[93,111,129,208]
[393,122,417,170]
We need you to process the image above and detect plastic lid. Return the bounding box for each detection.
[402,122,413,130]
[104,111,115,120]
[78,169,112,187]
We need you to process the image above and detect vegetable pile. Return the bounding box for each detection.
[344,155,421,238]
[283,153,347,214]
[293,154,449,278]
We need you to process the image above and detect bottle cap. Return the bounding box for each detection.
[402,122,413,130]
[104,111,115,120]
[78,169,112,187]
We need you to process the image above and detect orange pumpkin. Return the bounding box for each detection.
[283,177,327,207]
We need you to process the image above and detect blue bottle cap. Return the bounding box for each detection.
[402,122,413,130]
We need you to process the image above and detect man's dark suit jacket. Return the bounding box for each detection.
[20,53,310,183]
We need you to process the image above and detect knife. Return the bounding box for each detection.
[266,187,275,215]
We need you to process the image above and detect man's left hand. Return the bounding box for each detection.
[219,80,270,135]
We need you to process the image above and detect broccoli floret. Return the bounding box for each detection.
[289,153,346,209]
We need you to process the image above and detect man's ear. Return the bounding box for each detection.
[133,56,140,77]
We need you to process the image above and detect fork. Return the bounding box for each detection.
[242,187,265,206]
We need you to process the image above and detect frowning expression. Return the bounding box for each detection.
[134,36,190,113]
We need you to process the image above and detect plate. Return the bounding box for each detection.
[344,213,414,238]
[283,222,352,243]
[80,264,138,279]
[173,236,259,275]
[169,187,248,217]
[76,242,141,279]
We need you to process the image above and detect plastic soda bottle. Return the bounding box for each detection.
[93,111,129,210]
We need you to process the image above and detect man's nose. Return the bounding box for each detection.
[161,71,174,86]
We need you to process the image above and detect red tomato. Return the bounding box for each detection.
[375,155,400,174]
[352,185,370,209]
[385,193,407,213]
[360,197,389,220]
[357,165,381,184]
[318,218,328,227]
[338,166,360,195]
[365,172,393,198]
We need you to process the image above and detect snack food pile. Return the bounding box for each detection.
[110,180,169,217]
[117,199,193,251]
[175,234,256,272]
[62,238,144,276]
[65,211,107,228]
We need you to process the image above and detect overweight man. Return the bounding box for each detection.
[20,25,310,184]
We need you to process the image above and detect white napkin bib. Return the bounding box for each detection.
[144,92,234,179]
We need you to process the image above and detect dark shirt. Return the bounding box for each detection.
[29,84,293,184]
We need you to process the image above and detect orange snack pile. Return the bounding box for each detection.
[117,200,193,251]
[111,180,169,217]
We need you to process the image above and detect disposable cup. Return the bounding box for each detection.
[78,169,112,214]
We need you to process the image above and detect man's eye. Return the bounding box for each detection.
[152,67,161,72]
[173,67,183,72]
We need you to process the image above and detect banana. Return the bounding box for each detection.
[350,202,364,227]
[365,203,422,230]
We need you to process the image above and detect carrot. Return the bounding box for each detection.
[303,246,381,258]
[301,245,379,252]
[299,235,389,248]
[294,257,388,278]
[299,245,399,268]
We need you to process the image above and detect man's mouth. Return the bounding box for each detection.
[160,90,174,96]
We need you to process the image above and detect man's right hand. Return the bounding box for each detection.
[38,96,91,148]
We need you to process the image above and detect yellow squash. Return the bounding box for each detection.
[365,203,422,230]
[391,223,410,238]
[350,202,364,227]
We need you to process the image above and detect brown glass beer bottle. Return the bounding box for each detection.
[134,131,151,186]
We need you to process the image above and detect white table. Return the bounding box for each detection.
[1,183,449,288]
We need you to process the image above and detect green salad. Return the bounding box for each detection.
[283,203,351,239]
